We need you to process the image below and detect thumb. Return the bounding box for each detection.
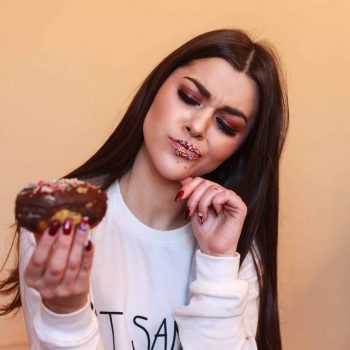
[179,177,193,186]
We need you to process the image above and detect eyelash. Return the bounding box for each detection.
[178,89,199,106]
[177,89,237,136]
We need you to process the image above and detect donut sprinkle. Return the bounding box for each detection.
[21,178,98,195]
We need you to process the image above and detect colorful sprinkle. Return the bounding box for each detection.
[21,178,97,195]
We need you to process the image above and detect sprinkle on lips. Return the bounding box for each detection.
[168,137,202,160]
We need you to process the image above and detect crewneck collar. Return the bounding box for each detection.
[107,180,193,244]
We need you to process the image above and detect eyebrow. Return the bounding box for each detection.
[184,76,248,124]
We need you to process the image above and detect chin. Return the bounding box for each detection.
[155,158,215,182]
[157,164,191,181]
[151,154,195,181]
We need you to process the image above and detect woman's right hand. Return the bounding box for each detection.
[24,217,94,314]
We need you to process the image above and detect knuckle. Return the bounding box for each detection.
[57,239,71,251]
[81,261,92,273]
[56,288,71,298]
[49,265,64,277]
[31,256,44,269]
[210,185,220,191]
[204,180,214,189]
[212,197,221,206]
[186,197,196,208]
[240,202,248,214]
[68,260,80,273]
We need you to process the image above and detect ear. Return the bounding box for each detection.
[179,177,193,186]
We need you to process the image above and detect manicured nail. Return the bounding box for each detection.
[198,213,204,225]
[185,206,190,220]
[48,220,60,236]
[78,217,90,233]
[174,190,184,201]
[63,219,73,235]
[85,240,92,251]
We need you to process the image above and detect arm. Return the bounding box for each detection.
[19,228,104,349]
[174,249,258,350]
[174,177,260,349]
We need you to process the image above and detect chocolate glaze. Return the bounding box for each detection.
[15,179,107,233]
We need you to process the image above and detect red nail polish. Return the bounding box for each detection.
[175,190,184,201]
[185,206,190,220]
[198,213,204,224]
[82,216,89,224]
[63,219,73,235]
[85,240,92,251]
[49,220,60,236]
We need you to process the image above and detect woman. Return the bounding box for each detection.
[1,28,288,349]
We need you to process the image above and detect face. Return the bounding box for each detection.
[142,57,258,181]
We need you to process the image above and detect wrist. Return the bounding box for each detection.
[42,295,88,314]
[200,247,238,258]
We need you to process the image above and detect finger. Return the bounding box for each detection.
[177,177,205,201]
[75,240,94,293]
[179,177,193,186]
[41,218,75,288]
[186,180,222,216]
[25,221,61,286]
[60,217,90,289]
[197,185,225,220]
[212,191,248,219]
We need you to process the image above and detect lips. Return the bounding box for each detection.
[168,137,201,160]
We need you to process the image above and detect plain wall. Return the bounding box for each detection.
[1,0,349,349]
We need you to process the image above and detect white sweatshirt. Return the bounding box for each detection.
[19,180,259,349]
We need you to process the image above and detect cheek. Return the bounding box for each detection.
[147,87,177,122]
[194,141,237,177]
[210,140,237,164]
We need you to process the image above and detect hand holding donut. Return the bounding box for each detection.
[15,179,107,313]
[177,177,248,257]
[25,218,93,314]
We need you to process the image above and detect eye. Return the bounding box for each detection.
[215,117,237,136]
[177,89,200,106]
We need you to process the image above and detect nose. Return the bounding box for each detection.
[185,109,212,140]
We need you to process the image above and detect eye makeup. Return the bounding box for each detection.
[215,117,237,136]
[177,87,201,106]
[183,76,249,124]
[177,88,238,136]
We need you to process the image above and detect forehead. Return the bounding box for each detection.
[172,57,258,120]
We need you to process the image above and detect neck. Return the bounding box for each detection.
[119,144,188,231]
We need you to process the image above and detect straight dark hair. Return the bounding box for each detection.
[1,28,288,350]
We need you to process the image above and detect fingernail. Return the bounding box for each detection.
[78,217,90,233]
[63,219,73,235]
[174,190,184,201]
[184,206,190,220]
[49,220,60,236]
[198,213,204,225]
[85,240,92,251]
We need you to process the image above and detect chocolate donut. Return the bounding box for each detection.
[15,178,107,233]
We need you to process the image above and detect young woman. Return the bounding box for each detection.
[1,28,288,349]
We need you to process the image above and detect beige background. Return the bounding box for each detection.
[1,0,349,349]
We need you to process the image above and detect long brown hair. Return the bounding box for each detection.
[1,29,288,350]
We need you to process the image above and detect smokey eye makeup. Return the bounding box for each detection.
[215,117,237,136]
[177,88,200,106]
[177,88,237,136]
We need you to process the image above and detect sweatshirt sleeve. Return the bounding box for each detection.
[19,229,104,349]
[174,249,259,350]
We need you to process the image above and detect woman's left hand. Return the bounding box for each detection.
[178,177,247,257]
